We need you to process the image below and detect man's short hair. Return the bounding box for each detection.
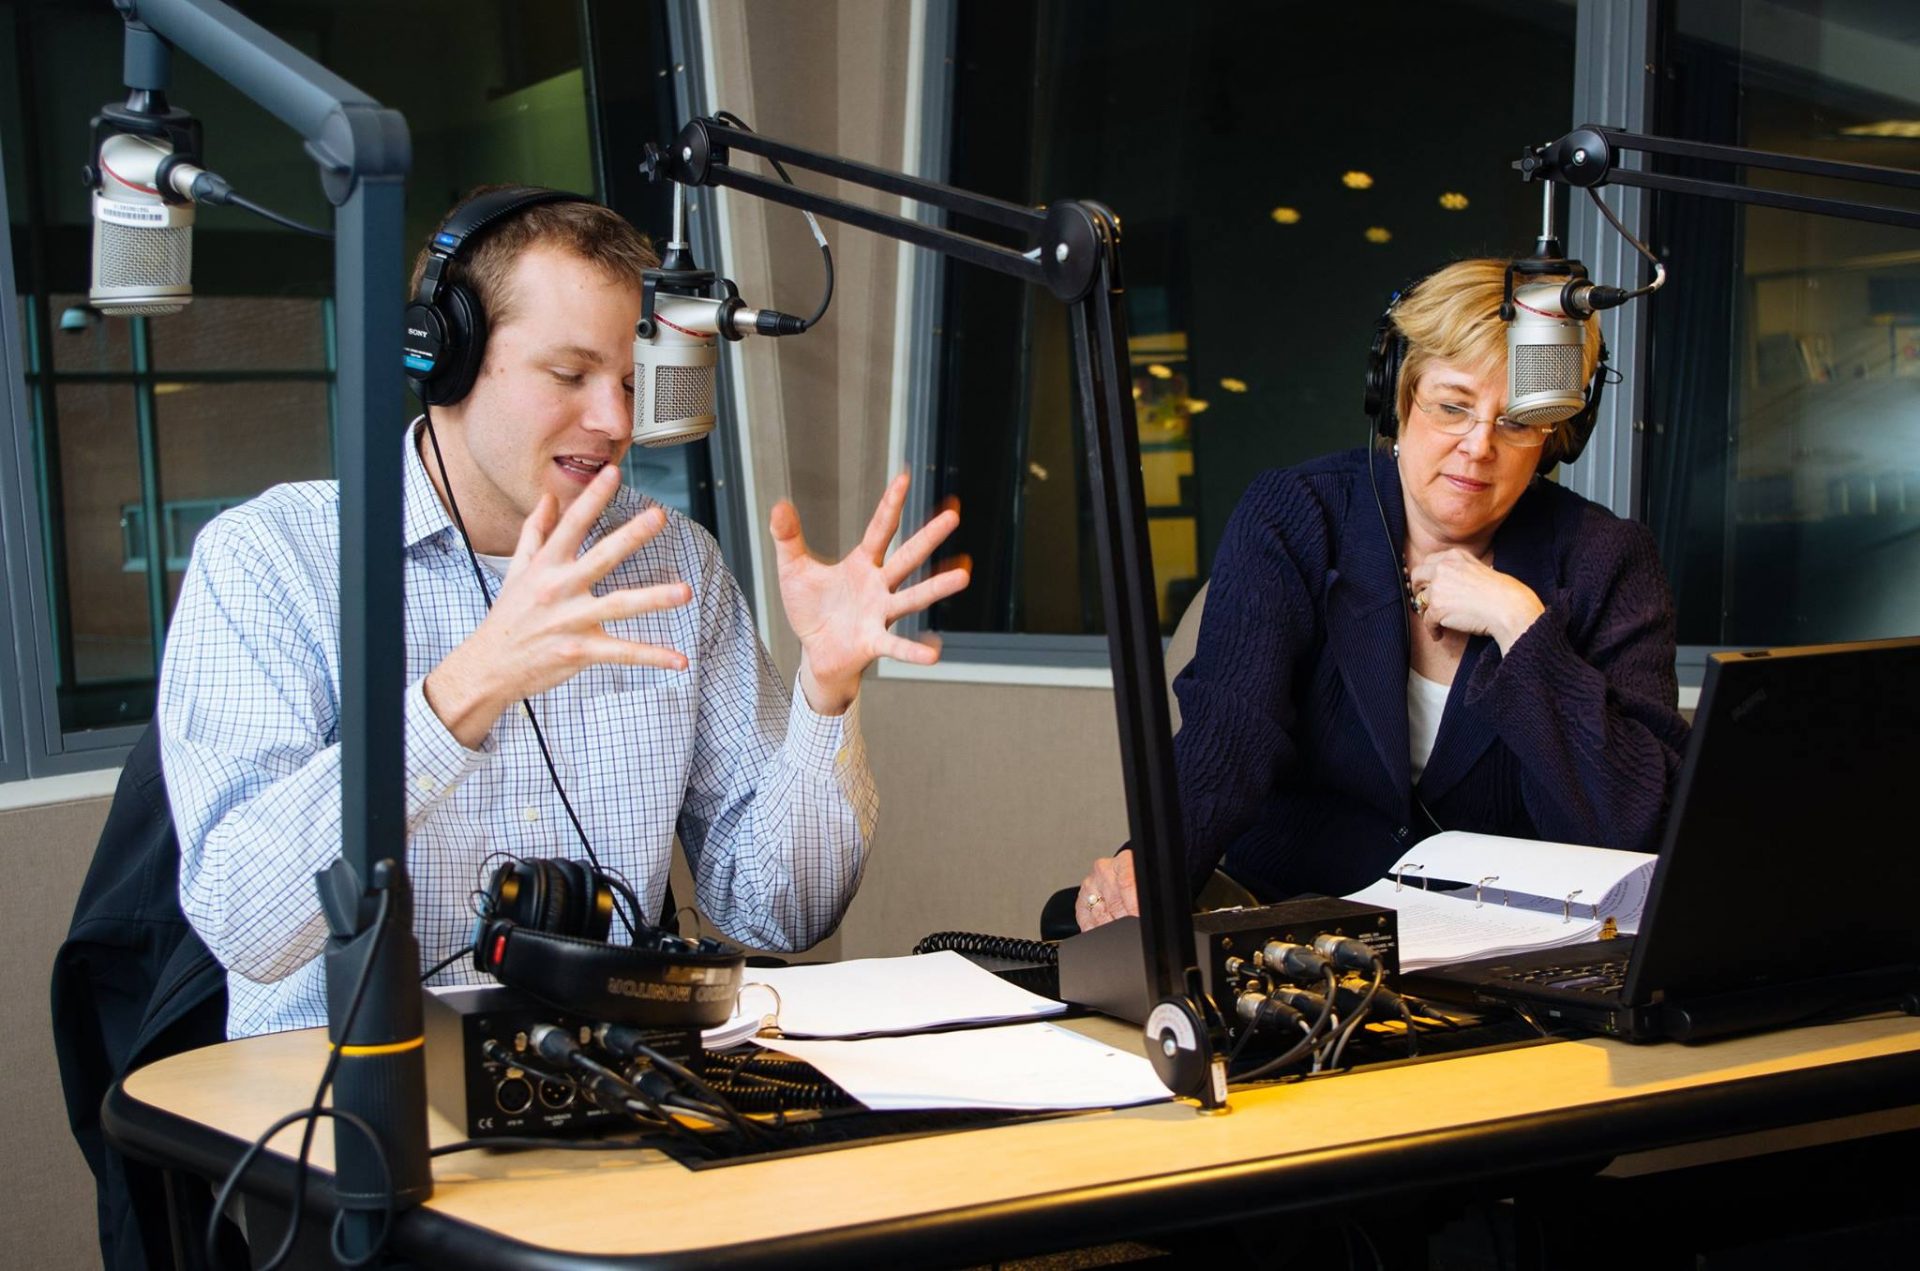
[407,185,659,328]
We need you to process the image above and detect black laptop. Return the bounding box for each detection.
[1398,637,1920,1042]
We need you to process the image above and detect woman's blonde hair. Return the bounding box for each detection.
[1389,258,1605,461]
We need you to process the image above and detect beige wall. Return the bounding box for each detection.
[701,1,1131,958]
[2,794,114,1270]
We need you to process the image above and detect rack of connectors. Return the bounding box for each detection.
[424,985,700,1140]
[1058,896,1399,1028]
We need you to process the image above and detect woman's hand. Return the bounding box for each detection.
[1406,548,1545,653]
[1075,851,1138,930]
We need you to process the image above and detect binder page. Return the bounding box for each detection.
[756,1021,1173,1111]
[1347,880,1605,970]
[702,950,1065,1045]
[1383,831,1656,927]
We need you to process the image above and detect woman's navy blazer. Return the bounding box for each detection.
[1173,446,1691,901]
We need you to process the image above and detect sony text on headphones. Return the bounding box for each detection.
[472,857,745,1029]
[1362,274,1610,473]
[403,186,594,407]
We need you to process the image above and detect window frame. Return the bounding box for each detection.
[0,0,726,783]
[885,0,1719,693]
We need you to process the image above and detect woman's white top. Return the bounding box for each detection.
[1407,668,1451,782]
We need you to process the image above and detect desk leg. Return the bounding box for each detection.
[160,1167,232,1271]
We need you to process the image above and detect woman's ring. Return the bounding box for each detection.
[1086,892,1105,907]
[1410,590,1429,614]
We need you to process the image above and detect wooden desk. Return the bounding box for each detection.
[105,1014,1920,1268]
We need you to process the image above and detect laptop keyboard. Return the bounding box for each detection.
[1501,956,1630,995]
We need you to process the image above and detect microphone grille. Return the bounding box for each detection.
[652,364,714,424]
[1509,343,1583,399]
[95,221,193,316]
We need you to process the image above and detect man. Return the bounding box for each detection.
[159,189,966,1038]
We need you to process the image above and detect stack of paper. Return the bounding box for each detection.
[700,950,1066,1047]
[757,1022,1173,1111]
[1346,832,1658,971]
[1347,881,1613,971]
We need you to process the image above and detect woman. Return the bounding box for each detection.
[1077,258,1689,930]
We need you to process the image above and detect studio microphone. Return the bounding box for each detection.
[632,144,830,446]
[631,294,721,448]
[1504,281,1589,427]
[632,293,811,447]
[89,130,204,317]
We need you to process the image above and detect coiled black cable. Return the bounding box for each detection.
[912,931,1058,965]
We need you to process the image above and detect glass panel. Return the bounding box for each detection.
[932,1,1579,636]
[49,381,153,705]
[623,451,701,521]
[47,290,132,373]
[148,296,328,370]
[154,379,333,610]
[1647,1,1920,648]
[3,0,694,756]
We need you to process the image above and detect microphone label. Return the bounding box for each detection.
[96,196,187,229]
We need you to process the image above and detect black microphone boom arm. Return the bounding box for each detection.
[110,0,424,1253]
[1519,124,1920,231]
[649,116,1227,1107]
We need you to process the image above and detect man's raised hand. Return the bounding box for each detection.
[426,464,692,747]
[772,472,969,715]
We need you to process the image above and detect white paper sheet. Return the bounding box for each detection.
[1382,831,1656,928]
[756,1022,1174,1111]
[700,950,1065,1045]
[1347,880,1607,971]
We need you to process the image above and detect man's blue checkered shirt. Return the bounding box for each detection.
[158,424,876,1038]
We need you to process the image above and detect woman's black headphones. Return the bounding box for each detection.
[402,186,593,407]
[1362,276,1611,473]
[472,857,746,1029]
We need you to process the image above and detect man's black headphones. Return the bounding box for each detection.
[1362,276,1610,473]
[403,186,594,408]
[472,857,746,1029]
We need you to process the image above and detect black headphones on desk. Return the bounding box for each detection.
[402,185,593,407]
[473,857,746,1029]
[1362,275,1611,473]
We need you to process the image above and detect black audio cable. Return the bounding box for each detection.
[711,111,834,332]
[528,1025,649,1116]
[487,1034,710,1157]
[700,1052,853,1115]
[1322,964,1388,1071]
[913,931,1058,965]
[421,417,639,942]
[1260,940,1333,982]
[174,167,332,238]
[1235,992,1309,1045]
[207,888,396,1271]
[1233,965,1341,1082]
[1313,933,1384,975]
[593,1023,771,1144]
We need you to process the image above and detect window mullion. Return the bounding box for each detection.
[130,316,169,673]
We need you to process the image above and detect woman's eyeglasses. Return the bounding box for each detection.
[1413,397,1556,449]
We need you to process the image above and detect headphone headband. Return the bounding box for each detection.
[410,186,590,309]
[404,186,594,406]
[1362,271,1609,472]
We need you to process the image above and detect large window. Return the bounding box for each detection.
[921,0,1582,648]
[1644,0,1920,650]
[1,0,704,775]
[20,293,335,734]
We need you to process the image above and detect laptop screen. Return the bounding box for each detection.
[1625,637,1920,1005]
